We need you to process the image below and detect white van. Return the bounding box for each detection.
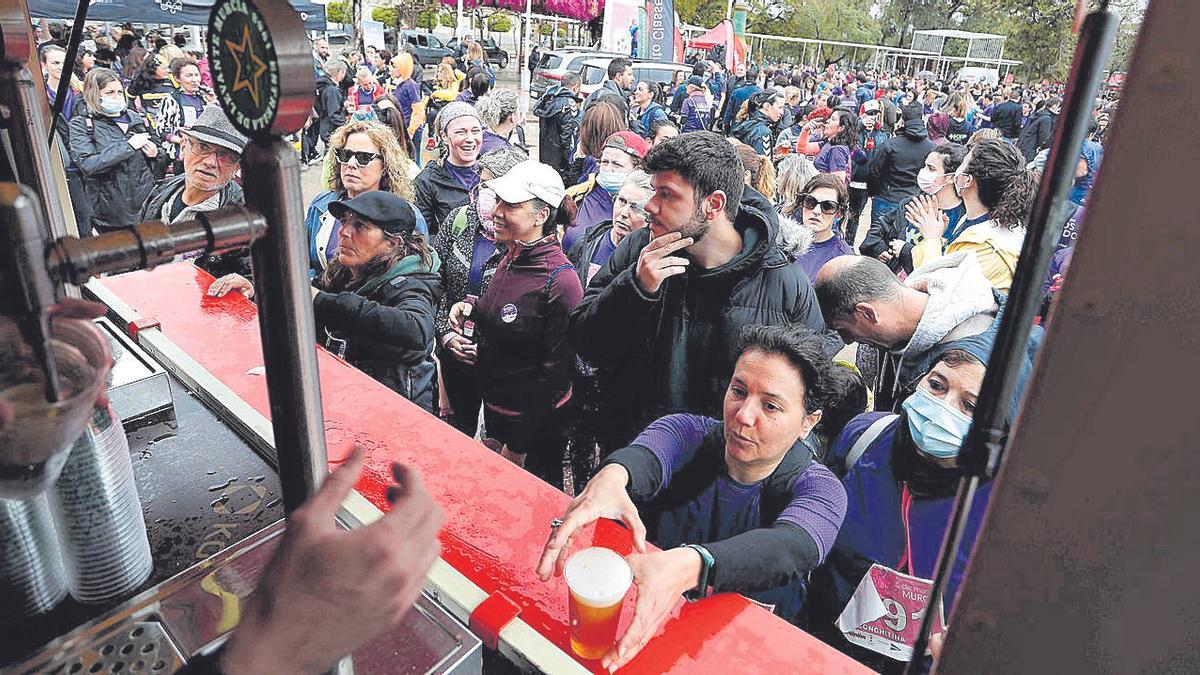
[957,67,1000,86]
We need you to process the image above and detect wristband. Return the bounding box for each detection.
[680,543,715,602]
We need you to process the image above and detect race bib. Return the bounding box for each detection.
[835,564,946,661]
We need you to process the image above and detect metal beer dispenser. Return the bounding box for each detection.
[1,0,482,670]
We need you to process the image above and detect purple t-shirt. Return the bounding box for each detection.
[813,143,851,175]
[628,414,844,565]
[563,187,613,251]
[445,161,480,193]
[796,235,854,282]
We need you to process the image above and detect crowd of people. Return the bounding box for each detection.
[34,18,1117,672]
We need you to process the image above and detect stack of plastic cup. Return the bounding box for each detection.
[50,402,152,603]
[0,492,69,614]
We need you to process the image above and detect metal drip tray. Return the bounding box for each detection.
[30,621,185,675]
[12,521,482,675]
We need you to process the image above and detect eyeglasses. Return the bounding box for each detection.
[334,148,383,167]
[187,138,240,166]
[800,194,844,216]
[614,193,646,216]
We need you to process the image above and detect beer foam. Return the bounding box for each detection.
[563,547,632,606]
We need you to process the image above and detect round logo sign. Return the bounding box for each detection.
[208,0,281,135]
[500,303,519,323]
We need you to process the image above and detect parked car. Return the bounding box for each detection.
[398,30,453,67]
[577,58,692,99]
[446,37,510,69]
[529,49,623,99]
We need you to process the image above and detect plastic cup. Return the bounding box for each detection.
[563,547,633,660]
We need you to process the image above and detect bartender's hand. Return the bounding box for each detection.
[206,274,254,299]
[442,333,476,365]
[219,448,443,675]
[447,301,472,332]
[601,548,702,672]
[537,464,647,582]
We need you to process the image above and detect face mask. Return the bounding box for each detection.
[951,172,971,198]
[595,170,626,195]
[916,168,945,195]
[476,188,498,236]
[99,95,127,116]
[901,386,973,459]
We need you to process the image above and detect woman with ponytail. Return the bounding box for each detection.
[907,139,1038,291]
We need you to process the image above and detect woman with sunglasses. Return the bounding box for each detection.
[305,120,423,278]
[432,146,528,436]
[792,173,855,282]
[311,191,443,412]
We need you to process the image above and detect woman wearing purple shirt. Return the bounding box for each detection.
[538,324,847,672]
[794,173,855,282]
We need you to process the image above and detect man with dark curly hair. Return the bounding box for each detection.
[570,131,833,453]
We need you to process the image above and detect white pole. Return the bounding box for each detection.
[520,0,532,112]
[725,0,734,21]
[457,0,464,39]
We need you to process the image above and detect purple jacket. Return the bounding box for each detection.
[475,237,583,414]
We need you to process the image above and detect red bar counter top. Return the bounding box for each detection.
[97,264,870,675]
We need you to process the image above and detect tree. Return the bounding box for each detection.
[372,6,399,25]
[487,11,513,33]
[417,6,440,29]
[962,0,1076,81]
[326,0,350,24]
[751,0,882,64]
[877,0,969,47]
[673,0,725,30]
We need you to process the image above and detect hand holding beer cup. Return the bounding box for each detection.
[537,464,648,581]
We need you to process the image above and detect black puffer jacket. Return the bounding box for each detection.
[139,174,252,279]
[313,252,445,412]
[867,114,935,204]
[68,107,168,232]
[413,159,472,236]
[859,193,918,274]
[570,188,833,449]
[731,111,775,154]
[533,85,580,178]
[1017,108,1055,164]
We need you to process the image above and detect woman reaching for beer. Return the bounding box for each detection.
[537,324,847,671]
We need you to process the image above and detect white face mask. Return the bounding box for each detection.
[916,168,945,195]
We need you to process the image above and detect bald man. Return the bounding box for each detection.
[814,252,1003,411]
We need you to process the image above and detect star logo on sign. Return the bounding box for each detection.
[225,24,269,108]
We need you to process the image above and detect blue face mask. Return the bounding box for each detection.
[901,386,973,459]
[595,170,625,195]
[99,95,127,116]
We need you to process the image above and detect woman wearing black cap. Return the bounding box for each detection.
[311,191,444,412]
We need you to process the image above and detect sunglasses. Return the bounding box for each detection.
[800,194,844,216]
[335,148,383,166]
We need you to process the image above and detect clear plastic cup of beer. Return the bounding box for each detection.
[563,547,633,660]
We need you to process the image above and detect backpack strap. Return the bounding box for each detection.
[542,262,574,295]
[845,414,898,472]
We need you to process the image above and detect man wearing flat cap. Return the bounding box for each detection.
[139,104,253,283]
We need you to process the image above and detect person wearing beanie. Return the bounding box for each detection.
[413,101,484,232]
[866,101,935,232]
[311,191,444,411]
[562,130,649,250]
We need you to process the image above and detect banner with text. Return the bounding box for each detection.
[643,0,676,62]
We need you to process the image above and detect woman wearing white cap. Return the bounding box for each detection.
[447,160,583,488]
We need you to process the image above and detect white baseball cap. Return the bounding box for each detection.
[485,159,566,208]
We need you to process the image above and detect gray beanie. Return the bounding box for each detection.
[437,101,481,135]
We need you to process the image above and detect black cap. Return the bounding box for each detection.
[327,191,417,237]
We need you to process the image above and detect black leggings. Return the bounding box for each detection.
[439,354,482,437]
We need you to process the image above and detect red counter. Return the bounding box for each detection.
[97,263,870,675]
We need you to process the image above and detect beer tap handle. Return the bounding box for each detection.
[0,183,60,402]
